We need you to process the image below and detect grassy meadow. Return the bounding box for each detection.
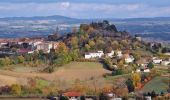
[142,76,170,94]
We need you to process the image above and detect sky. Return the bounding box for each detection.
[0,0,170,19]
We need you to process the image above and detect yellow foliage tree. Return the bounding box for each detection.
[88,40,95,47]
[56,42,68,54]
[11,84,21,95]
[131,73,141,87]
[70,36,78,49]
[85,44,91,51]
[17,55,25,63]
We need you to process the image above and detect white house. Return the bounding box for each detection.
[125,55,135,63]
[85,51,104,59]
[32,41,43,47]
[116,51,122,58]
[152,57,162,64]
[36,42,53,53]
[0,42,8,47]
[145,96,152,100]
[136,36,142,41]
[161,61,170,66]
[28,50,34,54]
[144,68,150,73]
[106,50,115,58]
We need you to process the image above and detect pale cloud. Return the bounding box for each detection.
[0,2,169,18]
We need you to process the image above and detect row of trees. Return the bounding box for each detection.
[0,56,25,66]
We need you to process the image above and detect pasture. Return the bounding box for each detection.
[142,76,170,94]
[0,62,111,88]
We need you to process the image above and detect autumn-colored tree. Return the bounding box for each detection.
[132,53,141,62]
[104,46,112,53]
[117,59,124,68]
[129,63,138,71]
[56,42,68,54]
[94,39,105,50]
[87,26,94,34]
[70,49,79,61]
[0,58,5,66]
[80,35,86,43]
[80,24,90,32]
[17,55,25,64]
[111,41,120,50]
[103,58,113,70]
[11,84,21,95]
[85,44,91,51]
[88,40,95,47]
[121,40,128,47]
[131,72,141,87]
[4,57,12,66]
[70,36,78,49]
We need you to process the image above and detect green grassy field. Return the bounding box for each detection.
[142,76,170,94]
[36,79,49,89]
[55,62,105,70]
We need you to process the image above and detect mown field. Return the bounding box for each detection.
[0,62,112,88]
[142,76,170,94]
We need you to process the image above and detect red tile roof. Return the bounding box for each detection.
[63,91,82,97]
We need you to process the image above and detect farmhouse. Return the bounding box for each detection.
[36,42,58,53]
[116,50,123,58]
[63,91,82,100]
[124,54,135,63]
[135,36,142,41]
[85,51,104,59]
[161,60,170,66]
[106,50,115,58]
[152,57,162,64]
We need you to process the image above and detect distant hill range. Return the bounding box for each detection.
[0,15,170,42]
[112,17,170,22]
[1,15,170,22]
[0,15,76,20]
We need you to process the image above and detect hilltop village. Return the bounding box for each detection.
[0,21,169,100]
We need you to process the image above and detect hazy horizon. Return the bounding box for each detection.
[0,14,170,19]
[0,0,170,19]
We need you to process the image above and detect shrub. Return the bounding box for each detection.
[112,69,124,75]
[43,67,54,73]
[11,84,21,95]
[147,62,154,69]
